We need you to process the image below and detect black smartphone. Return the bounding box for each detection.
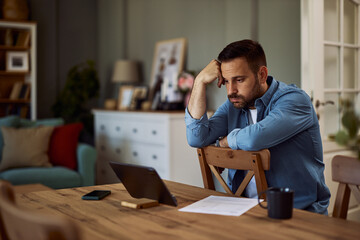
[82,190,111,200]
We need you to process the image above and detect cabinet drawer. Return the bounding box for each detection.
[97,139,131,163]
[143,122,166,145]
[96,118,129,139]
[123,122,146,142]
[125,144,167,175]
[96,117,167,145]
[96,159,120,184]
[95,119,111,136]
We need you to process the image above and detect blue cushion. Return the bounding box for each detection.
[0,115,20,163]
[18,118,64,128]
[0,166,82,189]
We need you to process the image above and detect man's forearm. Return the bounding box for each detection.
[187,79,207,119]
[187,59,223,119]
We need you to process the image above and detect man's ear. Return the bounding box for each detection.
[258,66,268,83]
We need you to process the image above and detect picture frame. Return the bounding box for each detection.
[130,86,148,110]
[117,86,134,110]
[6,51,29,72]
[149,38,187,104]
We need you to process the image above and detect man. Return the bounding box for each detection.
[185,39,330,214]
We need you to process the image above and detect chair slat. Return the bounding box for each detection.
[252,153,268,197]
[332,183,351,219]
[234,171,254,197]
[197,148,215,190]
[203,146,270,170]
[349,185,360,204]
[332,155,360,185]
[209,165,233,194]
[197,146,270,198]
[331,155,360,220]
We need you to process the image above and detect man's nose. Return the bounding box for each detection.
[227,81,238,95]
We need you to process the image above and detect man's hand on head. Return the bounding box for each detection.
[215,60,225,88]
[195,59,224,87]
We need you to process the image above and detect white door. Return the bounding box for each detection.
[301,0,360,220]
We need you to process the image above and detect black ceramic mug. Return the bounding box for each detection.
[258,187,294,219]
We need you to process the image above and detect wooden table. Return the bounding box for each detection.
[13,183,52,194]
[16,181,360,240]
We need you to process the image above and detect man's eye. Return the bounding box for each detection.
[237,79,245,83]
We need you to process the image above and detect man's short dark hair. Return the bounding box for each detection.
[218,39,267,75]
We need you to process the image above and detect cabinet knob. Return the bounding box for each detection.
[152,155,157,160]
[152,130,157,135]
[133,151,138,157]
[115,148,121,154]
[132,128,138,133]
[100,125,105,131]
[115,126,121,132]
[101,145,106,151]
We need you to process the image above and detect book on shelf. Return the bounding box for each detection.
[9,82,30,100]
[18,83,30,99]
[15,31,30,47]
[19,105,29,118]
[9,82,23,99]
[5,104,30,119]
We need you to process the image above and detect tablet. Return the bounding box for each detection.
[109,161,178,206]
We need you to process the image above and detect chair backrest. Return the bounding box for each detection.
[0,180,81,240]
[332,155,360,219]
[0,180,14,240]
[197,146,270,198]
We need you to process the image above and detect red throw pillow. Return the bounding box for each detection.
[48,123,83,170]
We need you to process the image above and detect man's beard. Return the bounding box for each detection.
[228,77,261,109]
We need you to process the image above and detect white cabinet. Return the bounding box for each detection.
[93,110,203,187]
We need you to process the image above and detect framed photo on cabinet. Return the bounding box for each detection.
[6,51,29,72]
[130,86,148,110]
[117,86,134,110]
[149,38,187,103]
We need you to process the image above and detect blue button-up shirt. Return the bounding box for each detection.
[185,77,330,214]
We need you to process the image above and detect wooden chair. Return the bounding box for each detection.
[197,146,270,198]
[332,155,360,219]
[0,180,81,240]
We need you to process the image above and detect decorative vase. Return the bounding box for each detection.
[2,0,29,21]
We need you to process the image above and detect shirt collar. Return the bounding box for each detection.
[255,76,277,108]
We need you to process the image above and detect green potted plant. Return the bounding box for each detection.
[52,60,100,142]
[330,99,360,159]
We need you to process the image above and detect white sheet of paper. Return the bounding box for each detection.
[179,195,262,216]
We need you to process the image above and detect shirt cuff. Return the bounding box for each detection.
[227,129,239,149]
[185,107,208,127]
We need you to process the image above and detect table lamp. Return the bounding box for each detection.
[112,60,139,84]
[108,60,139,110]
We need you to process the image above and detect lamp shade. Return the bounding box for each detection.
[112,60,139,83]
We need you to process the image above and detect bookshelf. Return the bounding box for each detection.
[0,20,36,119]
